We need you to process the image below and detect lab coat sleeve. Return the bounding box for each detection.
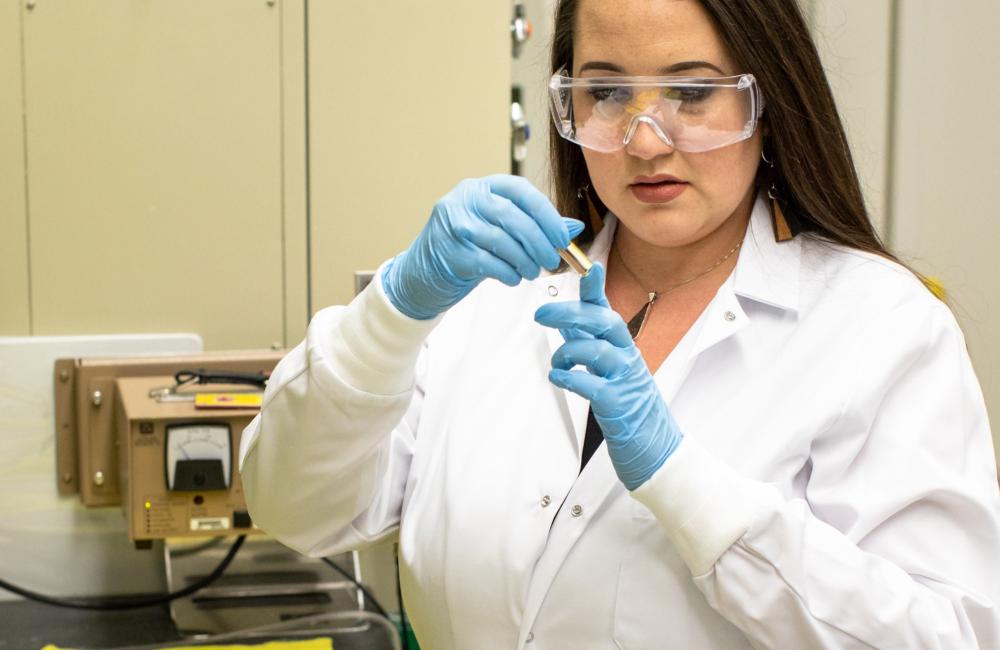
[238,268,441,557]
[632,298,1000,649]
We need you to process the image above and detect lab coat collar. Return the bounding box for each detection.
[732,194,802,313]
[573,192,802,315]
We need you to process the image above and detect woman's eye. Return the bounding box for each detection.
[664,86,715,103]
[586,86,632,103]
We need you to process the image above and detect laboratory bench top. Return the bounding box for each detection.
[0,598,397,650]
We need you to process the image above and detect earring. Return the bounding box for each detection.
[577,184,605,236]
[761,148,798,242]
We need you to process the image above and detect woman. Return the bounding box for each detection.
[240,0,1000,647]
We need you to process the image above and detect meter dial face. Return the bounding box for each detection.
[165,424,231,490]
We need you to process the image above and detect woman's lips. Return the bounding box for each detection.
[629,177,689,203]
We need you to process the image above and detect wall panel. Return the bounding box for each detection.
[22,1,286,350]
[280,0,309,345]
[0,2,30,334]
[308,1,511,311]
[811,0,894,236]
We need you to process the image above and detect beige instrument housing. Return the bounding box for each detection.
[115,375,260,543]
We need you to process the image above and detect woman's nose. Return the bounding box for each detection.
[622,115,676,159]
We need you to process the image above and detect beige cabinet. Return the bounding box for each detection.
[2,0,511,347]
[0,1,30,334]
[15,1,291,349]
[306,2,511,311]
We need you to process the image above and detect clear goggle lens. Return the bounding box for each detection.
[548,71,765,153]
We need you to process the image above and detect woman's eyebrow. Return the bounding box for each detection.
[578,61,626,74]
[578,60,726,75]
[662,60,726,75]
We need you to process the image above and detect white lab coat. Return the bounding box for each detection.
[239,196,1000,649]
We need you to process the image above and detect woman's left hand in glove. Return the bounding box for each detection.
[534,263,684,490]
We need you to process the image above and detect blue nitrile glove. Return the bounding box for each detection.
[534,263,684,490]
[382,175,586,320]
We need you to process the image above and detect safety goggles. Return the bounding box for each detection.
[548,70,765,153]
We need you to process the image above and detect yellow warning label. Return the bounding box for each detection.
[194,393,263,409]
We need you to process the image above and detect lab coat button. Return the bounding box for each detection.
[570,504,583,517]
[540,495,551,508]
[526,631,535,642]
[724,310,736,322]
[547,285,559,296]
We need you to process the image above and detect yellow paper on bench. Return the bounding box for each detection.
[41,637,332,650]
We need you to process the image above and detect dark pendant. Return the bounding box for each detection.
[626,292,657,340]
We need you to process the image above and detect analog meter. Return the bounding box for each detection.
[165,423,231,491]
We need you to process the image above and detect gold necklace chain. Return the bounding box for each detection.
[611,237,743,340]
[612,238,743,298]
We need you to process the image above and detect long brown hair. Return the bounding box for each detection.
[549,0,900,267]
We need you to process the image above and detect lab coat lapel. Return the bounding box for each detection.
[541,272,589,458]
[689,281,749,357]
[689,195,803,356]
[540,219,617,460]
[733,195,802,313]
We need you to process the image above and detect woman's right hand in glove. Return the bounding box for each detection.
[381,174,585,320]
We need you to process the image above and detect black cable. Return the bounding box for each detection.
[0,535,246,610]
[174,369,268,390]
[168,535,225,559]
[320,556,392,624]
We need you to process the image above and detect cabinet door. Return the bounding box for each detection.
[307,2,511,310]
[22,1,285,349]
[0,1,29,334]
